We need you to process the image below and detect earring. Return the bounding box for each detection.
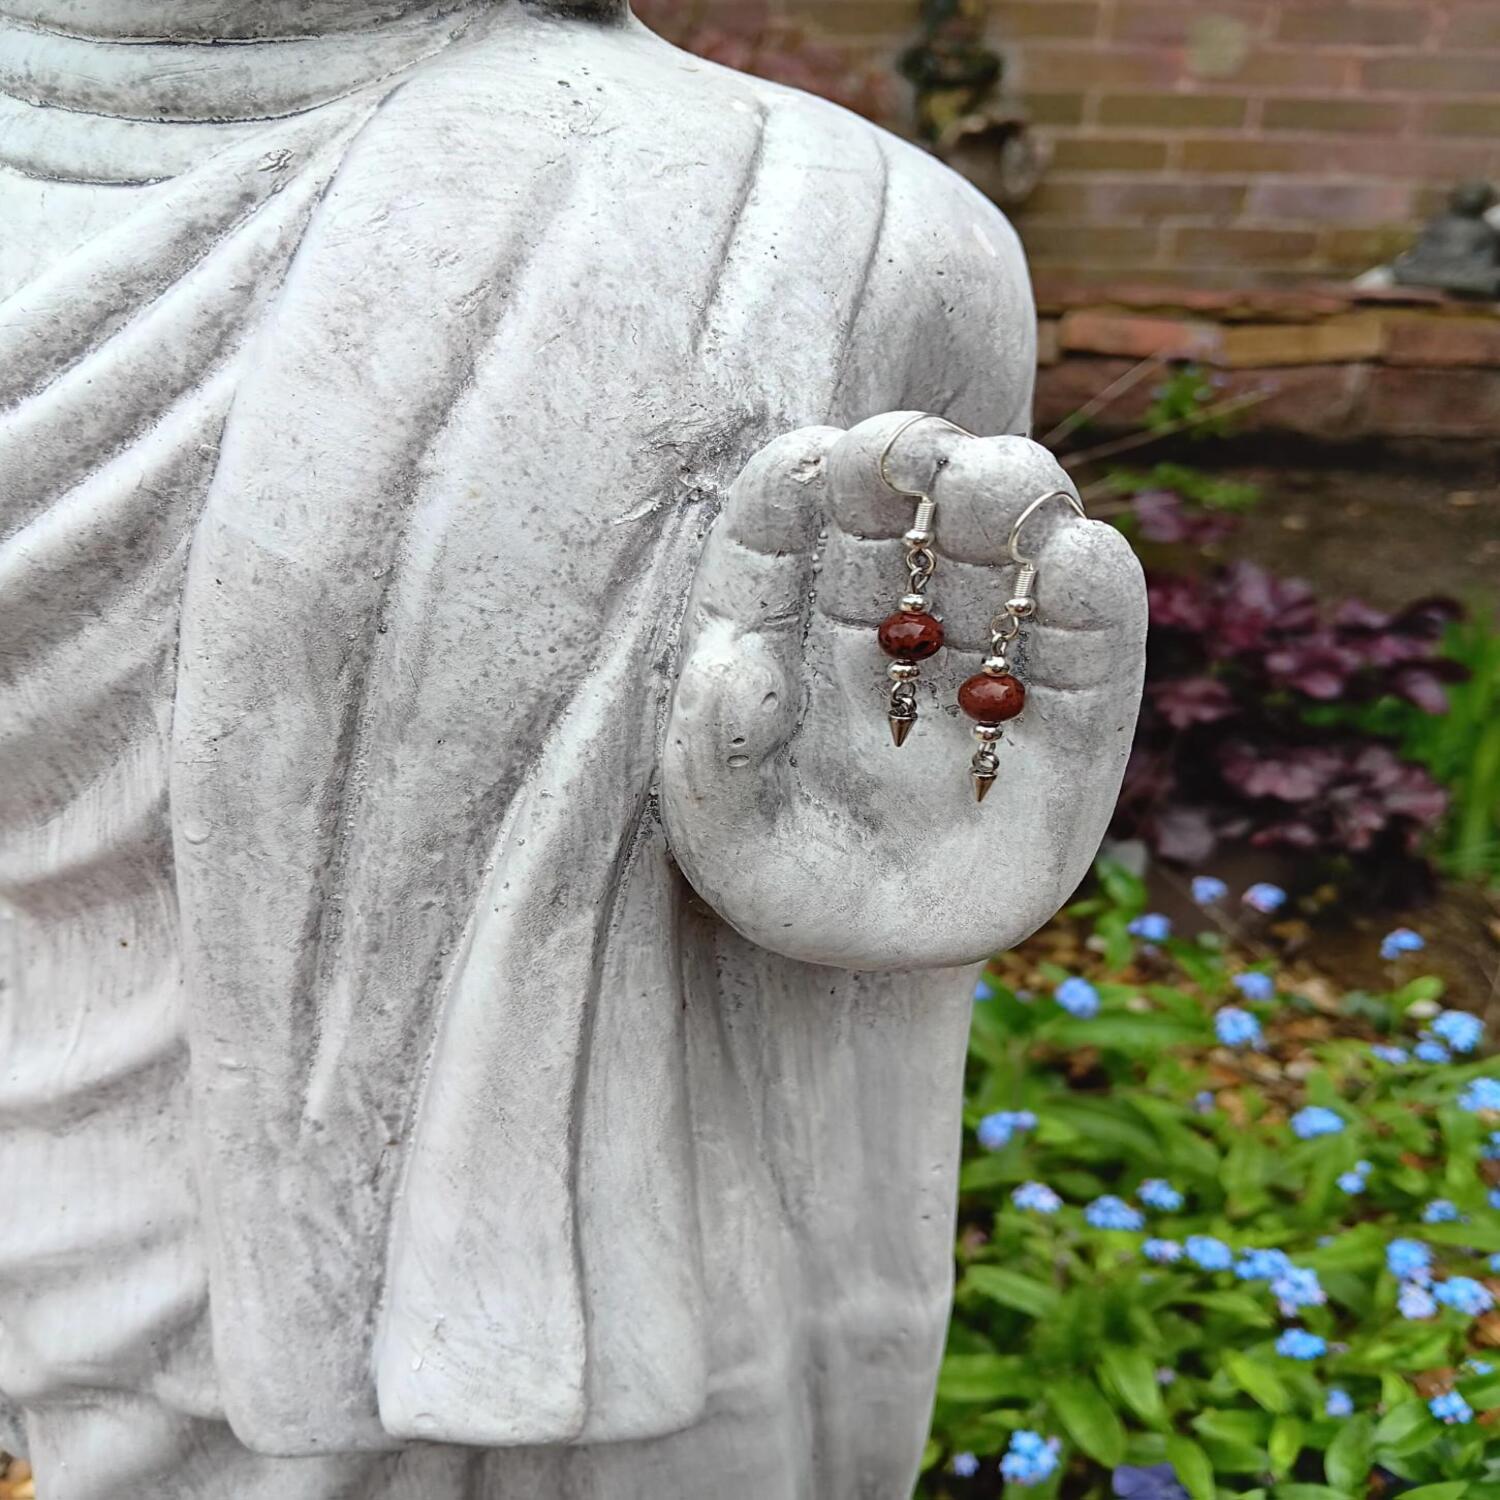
[875,414,974,747]
[959,488,1086,803]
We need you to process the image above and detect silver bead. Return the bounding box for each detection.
[1007,597,1037,618]
[982,655,1010,675]
[903,527,934,548]
[899,593,928,612]
[888,661,921,682]
[973,724,1002,743]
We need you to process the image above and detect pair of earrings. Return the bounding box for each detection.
[874,414,1084,803]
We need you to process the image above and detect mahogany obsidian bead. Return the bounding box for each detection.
[958,672,1026,724]
[877,610,944,662]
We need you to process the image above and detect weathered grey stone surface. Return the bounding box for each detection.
[0,2,1146,1495]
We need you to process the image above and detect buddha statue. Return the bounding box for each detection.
[0,2,1145,1495]
[1392,180,1500,299]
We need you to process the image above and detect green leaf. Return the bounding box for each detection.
[1398,1486,1470,1500]
[1045,1097,1161,1162]
[1193,1409,1271,1446]
[1225,1351,1293,1414]
[1269,1416,1304,1477]
[1373,1400,1439,1455]
[1460,1375,1500,1408]
[1276,1487,1347,1500]
[1324,1413,1373,1492]
[1223,1135,1271,1204]
[1049,1377,1127,1467]
[920,1439,941,1472]
[1096,857,1147,914]
[1100,1346,1167,1428]
[1165,1435,1215,1500]
[1198,1437,1270,1474]
[1044,1013,1207,1054]
[963,1266,1061,1320]
[1176,1290,1276,1328]
[1301,1224,1385,1274]
[1426,1220,1500,1252]
[1392,975,1445,1008]
[936,1354,1034,1403]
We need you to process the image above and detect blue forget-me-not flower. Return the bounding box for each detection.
[1012,1182,1063,1215]
[1087,1195,1145,1232]
[1055,976,1100,1019]
[1291,1106,1344,1139]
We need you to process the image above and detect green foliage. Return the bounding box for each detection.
[1104,462,1261,514]
[1144,365,1242,442]
[922,862,1500,1498]
[1306,615,1500,883]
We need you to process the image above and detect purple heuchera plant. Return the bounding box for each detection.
[1115,559,1459,866]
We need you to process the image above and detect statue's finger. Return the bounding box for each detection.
[666,427,840,796]
[684,425,840,635]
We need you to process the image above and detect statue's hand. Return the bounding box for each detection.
[661,413,1147,970]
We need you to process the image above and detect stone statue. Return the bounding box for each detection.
[1392,180,1500,299]
[0,2,1145,1496]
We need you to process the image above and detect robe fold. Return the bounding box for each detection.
[1,7,1034,1490]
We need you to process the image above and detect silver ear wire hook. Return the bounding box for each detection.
[1004,488,1087,617]
[1007,488,1087,568]
[875,412,976,502]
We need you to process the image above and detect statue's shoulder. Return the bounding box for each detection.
[322,11,1022,280]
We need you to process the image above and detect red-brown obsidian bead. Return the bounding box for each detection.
[958,672,1026,724]
[877,611,944,661]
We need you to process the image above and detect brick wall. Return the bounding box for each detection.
[648,1,1500,288]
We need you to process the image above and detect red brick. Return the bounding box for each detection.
[1319,226,1426,269]
[1037,318,1061,366]
[1262,97,1408,134]
[1183,135,1498,179]
[1047,135,1173,171]
[1019,223,1166,264]
[1017,45,1182,90]
[1247,364,1372,437]
[1110,3,1268,47]
[1363,53,1500,93]
[1245,180,1416,223]
[1031,278,1356,318]
[1276,5,1428,47]
[1442,7,1500,49]
[1096,92,1248,129]
[1031,178,1247,221]
[1382,314,1500,367]
[1214,315,1387,367]
[1017,91,1089,127]
[790,0,914,38]
[1058,309,1225,360]
[1179,138,1317,174]
[1171,226,1321,270]
[1365,366,1500,437]
[1420,100,1500,138]
[1034,357,1150,434]
[1194,48,1357,90]
[991,2,1104,39]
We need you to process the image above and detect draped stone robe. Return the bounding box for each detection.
[0,5,1035,1495]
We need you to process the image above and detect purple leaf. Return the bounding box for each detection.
[1151,676,1236,728]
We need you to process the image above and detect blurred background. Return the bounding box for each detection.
[623,7,1500,1499]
